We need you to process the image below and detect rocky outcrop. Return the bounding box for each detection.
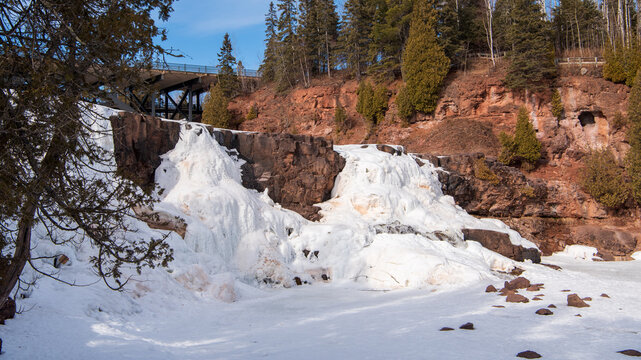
[111,114,181,190]
[462,229,541,263]
[211,128,345,220]
[110,113,345,221]
[422,153,640,257]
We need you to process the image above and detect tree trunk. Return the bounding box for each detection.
[0,204,35,310]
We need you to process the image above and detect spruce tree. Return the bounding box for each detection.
[217,33,239,98]
[341,0,376,79]
[276,0,300,90]
[259,2,279,82]
[368,0,414,81]
[202,84,232,129]
[503,0,556,92]
[626,70,641,204]
[401,0,450,114]
[499,107,542,168]
[581,148,629,208]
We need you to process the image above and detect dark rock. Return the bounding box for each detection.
[486,285,498,293]
[505,277,531,290]
[526,285,542,292]
[303,249,310,257]
[440,327,455,331]
[511,267,526,276]
[459,322,474,330]
[575,226,638,258]
[506,293,529,303]
[601,293,610,298]
[462,229,541,263]
[492,305,505,308]
[582,297,592,301]
[517,350,542,358]
[548,304,556,308]
[321,274,329,281]
[567,294,590,308]
[561,289,571,292]
[376,144,404,156]
[618,349,641,357]
[532,297,543,301]
[536,308,553,315]
[0,298,16,323]
[110,114,181,190]
[293,277,302,286]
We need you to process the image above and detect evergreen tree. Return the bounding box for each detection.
[503,0,556,91]
[368,0,414,81]
[341,0,376,79]
[298,0,339,77]
[551,89,564,120]
[260,2,279,82]
[581,148,629,208]
[217,33,239,98]
[202,84,232,129]
[276,0,300,90]
[499,107,542,168]
[0,0,175,310]
[401,0,450,114]
[626,70,641,204]
[437,0,483,68]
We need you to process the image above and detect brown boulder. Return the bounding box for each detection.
[505,277,531,290]
[618,349,641,357]
[548,304,556,308]
[517,350,542,359]
[535,308,553,315]
[486,285,498,293]
[506,293,529,303]
[601,293,610,298]
[440,327,455,331]
[459,322,475,330]
[567,294,590,308]
[462,229,541,263]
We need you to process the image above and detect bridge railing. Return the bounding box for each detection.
[152,61,259,77]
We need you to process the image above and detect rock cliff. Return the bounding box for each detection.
[110,113,345,220]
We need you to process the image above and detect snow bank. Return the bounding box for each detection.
[556,245,600,260]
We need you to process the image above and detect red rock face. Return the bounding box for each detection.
[110,113,345,221]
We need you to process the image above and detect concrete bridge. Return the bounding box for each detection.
[112,61,259,121]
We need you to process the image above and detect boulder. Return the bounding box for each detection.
[618,349,641,357]
[459,322,475,330]
[535,308,553,315]
[440,327,455,331]
[462,229,541,263]
[504,277,531,290]
[506,293,529,303]
[567,294,590,308]
[486,285,498,293]
[517,350,542,359]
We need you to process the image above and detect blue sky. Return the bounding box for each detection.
[158,0,346,70]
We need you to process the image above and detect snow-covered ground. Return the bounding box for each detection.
[2,107,640,359]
